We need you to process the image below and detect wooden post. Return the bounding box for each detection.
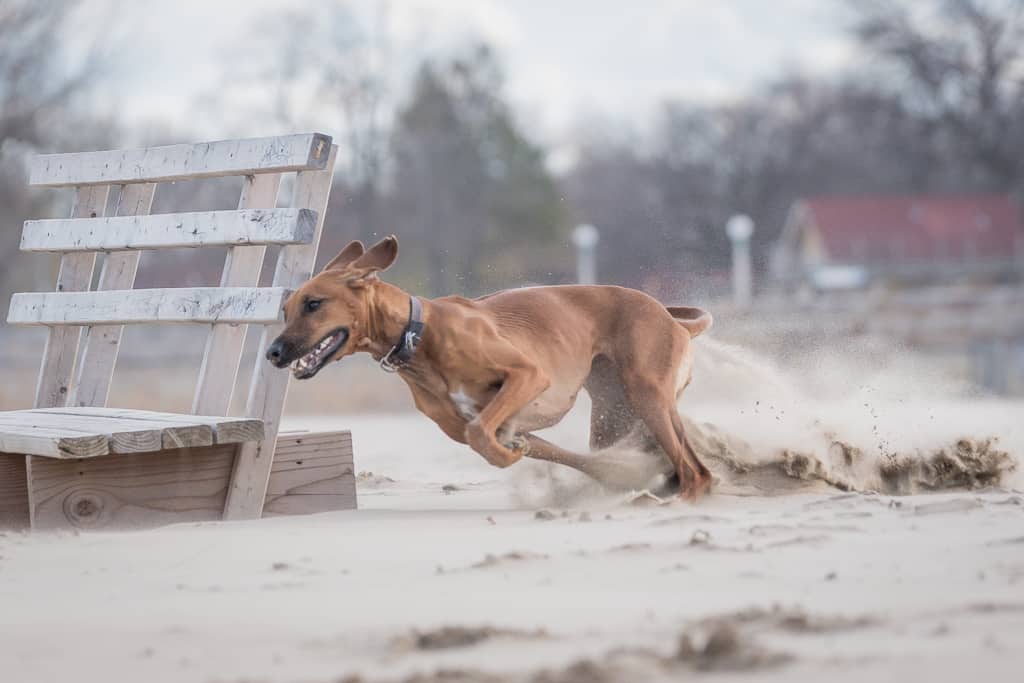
[34,185,109,409]
[223,145,337,520]
[191,173,282,416]
[68,183,156,408]
[29,185,108,529]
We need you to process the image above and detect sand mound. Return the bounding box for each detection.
[398,625,546,652]
[514,337,1020,503]
[342,606,876,683]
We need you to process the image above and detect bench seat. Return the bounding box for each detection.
[0,411,353,530]
[0,408,264,458]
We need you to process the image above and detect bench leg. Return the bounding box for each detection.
[262,430,357,516]
[0,453,30,530]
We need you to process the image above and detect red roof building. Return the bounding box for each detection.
[773,195,1024,289]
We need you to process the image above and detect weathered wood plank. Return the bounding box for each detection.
[27,445,236,530]
[24,409,211,450]
[68,183,156,408]
[0,424,108,458]
[9,287,289,326]
[21,208,316,252]
[0,454,30,529]
[263,430,356,516]
[34,185,109,409]
[0,411,163,454]
[225,144,338,520]
[31,133,332,187]
[32,408,263,445]
[193,173,282,416]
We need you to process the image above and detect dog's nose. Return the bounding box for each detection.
[266,339,286,367]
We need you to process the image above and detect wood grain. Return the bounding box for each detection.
[68,182,156,408]
[34,408,263,445]
[28,445,236,530]
[192,173,282,416]
[33,185,109,409]
[0,411,161,454]
[31,133,332,187]
[263,430,356,516]
[9,287,289,326]
[0,423,108,458]
[0,409,250,455]
[225,144,339,521]
[0,453,29,529]
[21,208,315,252]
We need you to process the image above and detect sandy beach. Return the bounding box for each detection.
[2,339,1023,682]
[2,410,1023,682]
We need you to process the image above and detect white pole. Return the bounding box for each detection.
[572,223,599,284]
[726,214,754,309]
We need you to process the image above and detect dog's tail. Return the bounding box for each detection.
[666,306,713,338]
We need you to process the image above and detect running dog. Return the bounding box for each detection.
[265,236,714,499]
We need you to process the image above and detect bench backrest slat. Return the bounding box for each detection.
[20,208,316,252]
[30,133,331,187]
[10,287,290,326]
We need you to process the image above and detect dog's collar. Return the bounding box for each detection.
[380,296,425,373]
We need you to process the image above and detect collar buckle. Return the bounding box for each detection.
[380,346,402,373]
[379,296,424,373]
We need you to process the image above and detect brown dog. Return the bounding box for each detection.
[266,236,714,499]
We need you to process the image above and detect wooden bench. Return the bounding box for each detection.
[0,133,356,530]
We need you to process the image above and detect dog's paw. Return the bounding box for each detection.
[467,421,522,468]
[502,435,530,457]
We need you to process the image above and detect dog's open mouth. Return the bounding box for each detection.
[292,328,349,380]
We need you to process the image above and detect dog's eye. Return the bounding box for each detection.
[304,299,323,314]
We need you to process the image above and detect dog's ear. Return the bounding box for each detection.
[321,240,366,273]
[346,235,398,285]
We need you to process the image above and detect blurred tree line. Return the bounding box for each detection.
[1,0,1022,303]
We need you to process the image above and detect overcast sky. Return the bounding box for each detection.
[92,0,853,145]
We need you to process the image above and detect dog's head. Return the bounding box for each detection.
[266,235,399,379]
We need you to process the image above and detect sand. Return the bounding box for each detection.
[2,338,1023,682]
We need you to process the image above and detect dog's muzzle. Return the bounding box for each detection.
[266,328,349,380]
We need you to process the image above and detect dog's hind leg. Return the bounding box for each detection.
[626,387,709,499]
[618,337,711,500]
[519,434,599,475]
[585,355,642,450]
[520,433,673,492]
[670,409,712,496]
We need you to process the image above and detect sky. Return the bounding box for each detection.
[87,0,854,147]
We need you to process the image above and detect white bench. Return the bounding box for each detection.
[0,133,356,530]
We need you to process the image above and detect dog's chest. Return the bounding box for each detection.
[400,367,490,423]
[448,387,480,421]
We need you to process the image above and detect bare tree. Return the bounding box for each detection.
[207,2,392,244]
[391,46,570,295]
[850,0,1024,188]
[0,0,116,297]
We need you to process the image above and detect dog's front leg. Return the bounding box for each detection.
[466,363,549,468]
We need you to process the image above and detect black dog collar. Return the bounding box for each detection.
[380,296,424,372]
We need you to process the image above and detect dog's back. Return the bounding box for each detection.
[474,284,711,339]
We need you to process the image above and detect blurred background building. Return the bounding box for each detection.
[1,0,1023,407]
[774,195,1024,292]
